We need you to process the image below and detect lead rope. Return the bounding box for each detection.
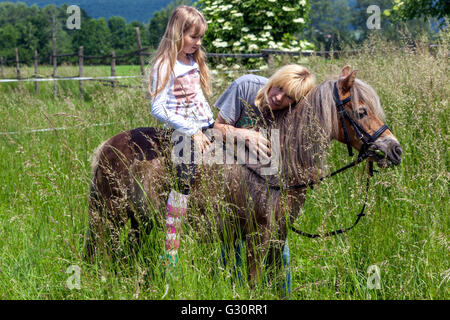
[290,161,374,238]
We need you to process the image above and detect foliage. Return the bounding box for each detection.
[301,0,354,51]
[1,0,446,67]
[148,0,193,49]
[384,0,449,22]
[108,17,135,51]
[0,2,52,62]
[6,0,175,23]
[300,0,443,51]
[195,0,314,53]
[350,0,440,45]
[0,2,150,65]
[71,18,112,56]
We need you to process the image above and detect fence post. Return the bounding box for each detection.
[111,50,116,88]
[15,48,21,90]
[261,49,274,69]
[34,50,39,94]
[52,24,57,98]
[267,53,274,69]
[135,27,145,76]
[0,57,4,78]
[78,46,83,100]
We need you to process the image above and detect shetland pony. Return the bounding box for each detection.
[86,66,402,284]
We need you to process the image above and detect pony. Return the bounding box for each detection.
[86,66,402,286]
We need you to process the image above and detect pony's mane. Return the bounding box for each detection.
[256,76,385,185]
[300,77,385,137]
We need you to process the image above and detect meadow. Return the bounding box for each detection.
[0,35,448,299]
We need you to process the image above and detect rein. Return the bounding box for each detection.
[246,81,390,239]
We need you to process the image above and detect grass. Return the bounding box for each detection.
[0,34,448,299]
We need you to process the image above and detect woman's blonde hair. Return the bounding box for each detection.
[255,64,315,109]
[149,5,211,98]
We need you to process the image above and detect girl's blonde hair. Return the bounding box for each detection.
[255,64,315,109]
[150,5,211,98]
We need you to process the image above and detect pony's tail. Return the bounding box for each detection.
[90,141,107,179]
[85,141,107,260]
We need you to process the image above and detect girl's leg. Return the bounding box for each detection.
[165,189,189,266]
[165,133,195,267]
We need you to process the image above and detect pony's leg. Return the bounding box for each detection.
[85,184,111,260]
[87,182,130,261]
[127,158,168,247]
[100,197,129,259]
[86,199,124,260]
[220,239,243,283]
[245,216,288,295]
[245,227,271,285]
[266,238,290,298]
[85,204,102,260]
[268,222,291,298]
[233,240,244,283]
[281,240,292,299]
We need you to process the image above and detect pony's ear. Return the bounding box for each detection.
[340,65,351,78]
[341,69,358,93]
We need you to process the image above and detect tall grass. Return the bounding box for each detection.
[0,34,448,299]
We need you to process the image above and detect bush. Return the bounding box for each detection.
[196,0,314,54]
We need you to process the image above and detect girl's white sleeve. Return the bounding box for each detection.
[150,67,199,137]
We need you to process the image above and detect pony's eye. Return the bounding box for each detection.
[357,108,368,119]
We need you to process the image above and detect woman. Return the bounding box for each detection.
[213,64,316,297]
[214,64,315,160]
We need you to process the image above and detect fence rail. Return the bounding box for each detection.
[0,27,441,98]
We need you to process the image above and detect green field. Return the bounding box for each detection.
[0,36,448,299]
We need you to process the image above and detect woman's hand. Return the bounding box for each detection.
[213,115,272,162]
[192,130,211,153]
[239,128,271,162]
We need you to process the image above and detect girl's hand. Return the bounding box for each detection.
[192,130,211,153]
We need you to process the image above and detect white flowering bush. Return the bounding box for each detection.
[196,0,314,54]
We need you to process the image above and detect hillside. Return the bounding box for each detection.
[5,0,174,22]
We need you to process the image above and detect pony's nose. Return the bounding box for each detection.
[389,143,402,165]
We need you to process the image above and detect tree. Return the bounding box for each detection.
[72,18,111,55]
[301,0,355,51]
[386,0,449,22]
[0,3,59,62]
[0,24,20,58]
[148,0,192,49]
[26,7,51,54]
[353,0,439,44]
[108,16,132,50]
[195,0,312,53]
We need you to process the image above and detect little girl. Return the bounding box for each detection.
[150,5,214,267]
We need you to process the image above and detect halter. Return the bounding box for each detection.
[246,80,391,238]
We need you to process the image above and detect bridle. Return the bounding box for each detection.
[333,81,389,160]
[246,80,391,238]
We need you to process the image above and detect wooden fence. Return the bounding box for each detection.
[0,27,439,98]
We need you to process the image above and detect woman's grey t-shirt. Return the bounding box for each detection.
[214,74,267,128]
